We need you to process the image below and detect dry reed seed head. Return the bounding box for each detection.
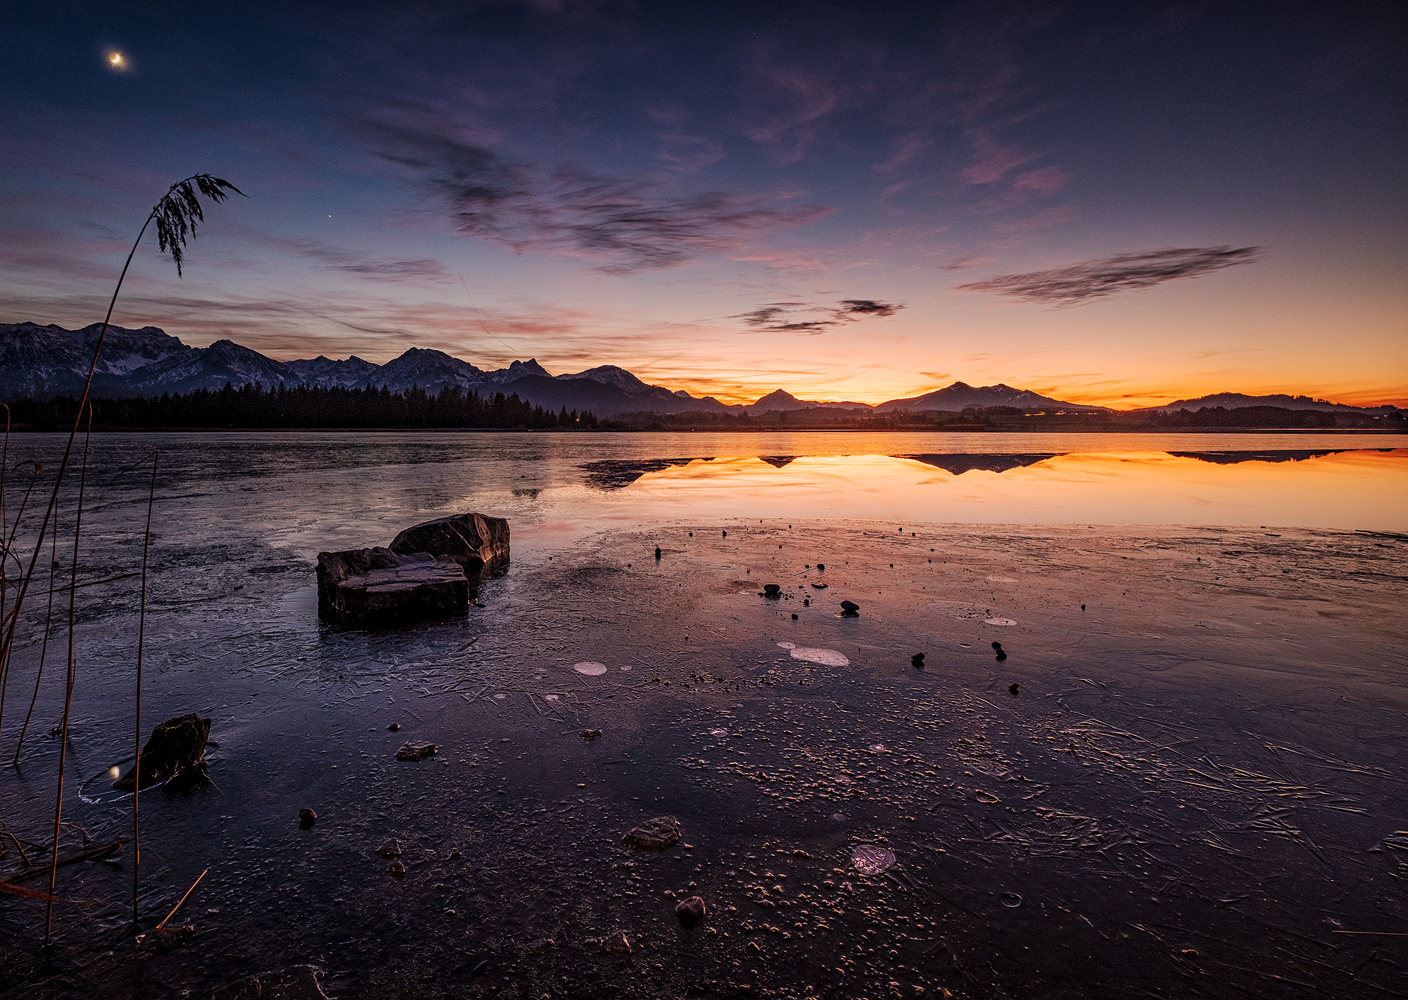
[152,175,244,276]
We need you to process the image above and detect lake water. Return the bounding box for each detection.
[0,430,1405,999]
[3,431,1402,566]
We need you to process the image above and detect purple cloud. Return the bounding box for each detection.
[956,246,1265,305]
[359,118,827,273]
[737,298,903,334]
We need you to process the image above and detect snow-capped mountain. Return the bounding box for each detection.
[557,365,654,395]
[284,355,382,389]
[0,321,191,397]
[123,339,297,395]
[873,381,1108,413]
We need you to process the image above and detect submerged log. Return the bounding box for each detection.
[316,547,468,625]
[389,512,510,581]
[113,713,210,791]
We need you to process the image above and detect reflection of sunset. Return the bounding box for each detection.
[609,450,1407,531]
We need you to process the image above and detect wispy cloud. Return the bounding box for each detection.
[359,117,828,273]
[737,298,902,334]
[956,246,1265,305]
[279,239,450,281]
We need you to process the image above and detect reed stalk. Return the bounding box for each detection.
[44,405,91,945]
[132,452,157,924]
[10,530,57,767]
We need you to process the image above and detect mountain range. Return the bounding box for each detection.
[1,321,1397,417]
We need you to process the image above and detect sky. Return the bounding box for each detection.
[1,1,1405,408]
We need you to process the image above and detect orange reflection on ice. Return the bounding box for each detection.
[611,449,1408,531]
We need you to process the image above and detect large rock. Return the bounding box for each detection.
[389,512,509,580]
[113,713,210,791]
[316,547,469,625]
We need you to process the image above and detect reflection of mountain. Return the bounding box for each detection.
[895,453,1057,475]
[1169,449,1378,465]
[579,458,714,490]
[758,455,797,468]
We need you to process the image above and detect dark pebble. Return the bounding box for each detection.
[791,613,798,620]
[816,563,825,571]
[911,652,925,667]
[387,722,400,731]
[298,808,317,828]
[996,650,1007,661]
[991,641,1002,650]
[840,600,859,615]
[1081,604,1086,611]
[675,895,707,927]
[655,547,662,559]
[581,729,602,740]
[763,583,781,597]
[1008,683,1019,695]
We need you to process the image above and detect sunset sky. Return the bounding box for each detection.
[2,1,1404,407]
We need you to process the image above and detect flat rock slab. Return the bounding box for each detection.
[395,741,438,760]
[623,815,681,850]
[390,512,510,580]
[316,547,468,625]
[113,713,209,791]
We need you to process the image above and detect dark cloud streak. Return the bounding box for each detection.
[737,298,903,334]
[359,118,828,273]
[956,246,1265,305]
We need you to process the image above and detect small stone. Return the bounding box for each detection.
[395,741,437,760]
[602,930,631,958]
[1008,683,1019,695]
[811,582,828,589]
[803,598,810,606]
[387,722,400,731]
[298,808,317,829]
[655,547,662,559]
[791,613,798,620]
[624,815,682,850]
[1181,948,1199,958]
[816,563,825,571]
[580,729,602,740]
[676,895,707,927]
[840,600,859,616]
[378,838,402,857]
[762,584,781,598]
[991,641,1003,650]
[387,860,406,878]
[996,650,1007,661]
[911,652,925,667]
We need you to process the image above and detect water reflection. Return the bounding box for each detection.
[583,447,1394,486]
[576,448,1408,532]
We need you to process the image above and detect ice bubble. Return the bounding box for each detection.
[986,576,1018,584]
[777,642,796,649]
[984,617,1017,626]
[494,693,507,699]
[789,647,849,667]
[709,728,728,738]
[869,743,886,753]
[544,694,560,701]
[573,662,608,676]
[850,844,896,875]
[619,665,632,671]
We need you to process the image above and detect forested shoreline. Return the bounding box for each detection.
[0,383,1401,432]
[1,382,599,430]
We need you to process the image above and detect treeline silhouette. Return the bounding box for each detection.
[3,382,600,430]
[604,404,1401,431]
